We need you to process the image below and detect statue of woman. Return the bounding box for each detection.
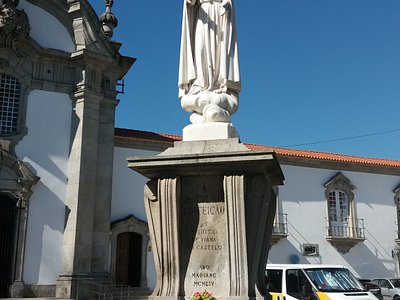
[178,0,241,124]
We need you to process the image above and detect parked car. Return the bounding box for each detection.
[372,278,400,300]
[358,279,383,300]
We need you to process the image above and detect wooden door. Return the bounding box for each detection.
[115,232,142,287]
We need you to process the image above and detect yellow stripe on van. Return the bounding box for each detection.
[269,292,285,300]
[316,291,331,300]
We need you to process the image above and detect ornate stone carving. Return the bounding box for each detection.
[0,143,39,206]
[99,0,118,38]
[0,0,30,56]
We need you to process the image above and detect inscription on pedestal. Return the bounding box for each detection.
[181,176,227,296]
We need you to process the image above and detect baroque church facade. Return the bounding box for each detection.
[0,0,399,299]
[0,0,134,298]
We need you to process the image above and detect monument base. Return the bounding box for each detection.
[183,123,239,141]
[128,139,284,300]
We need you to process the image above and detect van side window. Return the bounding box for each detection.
[287,270,300,296]
[266,269,283,293]
[286,269,310,299]
[380,280,391,289]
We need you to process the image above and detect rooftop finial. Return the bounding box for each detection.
[99,0,118,38]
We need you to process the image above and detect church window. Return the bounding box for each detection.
[0,74,21,136]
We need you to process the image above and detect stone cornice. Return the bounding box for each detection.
[70,49,135,81]
[0,42,133,96]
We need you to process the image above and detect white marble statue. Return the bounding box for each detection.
[179,0,241,124]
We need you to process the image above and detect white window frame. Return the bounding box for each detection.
[324,172,357,238]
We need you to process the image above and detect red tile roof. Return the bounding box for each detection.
[115,128,400,169]
[115,128,181,143]
[246,143,400,168]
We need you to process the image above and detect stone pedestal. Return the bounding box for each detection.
[128,139,284,300]
[183,123,239,141]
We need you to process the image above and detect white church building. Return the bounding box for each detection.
[0,0,399,298]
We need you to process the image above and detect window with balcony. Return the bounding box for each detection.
[324,172,364,254]
[271,187,288,246]
[394,184,400,244]
[271,213,288,243]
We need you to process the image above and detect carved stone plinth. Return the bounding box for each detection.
[128,139,284,300]
[183,123,239,141]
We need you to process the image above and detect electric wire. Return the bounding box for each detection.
[282,128,400,148]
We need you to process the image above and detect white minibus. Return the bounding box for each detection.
[266,264,378,300]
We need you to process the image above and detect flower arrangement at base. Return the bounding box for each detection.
[191,290,217,300]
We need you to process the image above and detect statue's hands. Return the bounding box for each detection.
[220,0,231,16]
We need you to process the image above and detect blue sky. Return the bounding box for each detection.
[92,1,400,160]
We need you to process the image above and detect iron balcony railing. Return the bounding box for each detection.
[326,217,365,239]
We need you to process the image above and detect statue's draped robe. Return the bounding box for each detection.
[179,0,241,98]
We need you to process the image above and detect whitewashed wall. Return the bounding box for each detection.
[15,90,72,284]
[112,147,159,288]
[268,164,399,279]
[112,149,400,288]
[19,0,75,52]
[112,147,159,222]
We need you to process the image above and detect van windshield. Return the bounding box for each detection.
[304,268,365,292]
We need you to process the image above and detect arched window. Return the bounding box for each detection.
[0,73,21,136]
